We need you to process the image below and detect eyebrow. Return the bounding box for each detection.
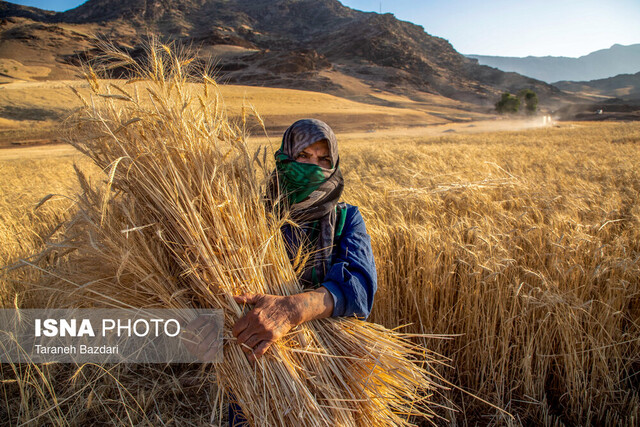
[297,150,330,157]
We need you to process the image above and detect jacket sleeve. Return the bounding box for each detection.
[321,205,377,319]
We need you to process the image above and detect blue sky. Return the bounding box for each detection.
[9,0,640,58]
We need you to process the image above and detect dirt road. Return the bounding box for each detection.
[0,118,555,161]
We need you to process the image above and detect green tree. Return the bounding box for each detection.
[495,92,520,114]
[517,89,538,115]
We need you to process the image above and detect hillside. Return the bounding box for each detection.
[468,44,640,83]
[0,0,563,108]
[554,71,640,101]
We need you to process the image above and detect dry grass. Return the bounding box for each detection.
[342,122,640,425]
[0,154,93,308]
[0,57,639,426]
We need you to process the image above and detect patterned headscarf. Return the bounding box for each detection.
[269,119,344,286]
[280,118,339,168]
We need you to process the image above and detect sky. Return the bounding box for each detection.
[9,0,640,58]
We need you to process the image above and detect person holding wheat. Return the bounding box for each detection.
[186,118,378,425]
[233,118,377,361]
[63,45,438,424]
[188,118,377,362]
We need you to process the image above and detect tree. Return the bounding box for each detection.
[517,89,538,115]
[495,92,520,114]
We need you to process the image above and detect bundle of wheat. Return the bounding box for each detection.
[44,42,444,425]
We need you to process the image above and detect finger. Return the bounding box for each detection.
[202,341,221,362]
[242,346,252,356]
[194,323,218,356]
[250,340,273,362]
[181,326,200,344]
[244,335,261,350]
[232,314,250,338]
[198,326,222,362]
[233,293,262,306]
[239,342,253,356]
[200,323,220,346]
[182,318,209,340]
[236,327,257,347]
[185,315,209,333]
[180,328,198,353]
[233,293,251,305]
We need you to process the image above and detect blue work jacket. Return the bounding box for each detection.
[281,204,377,319]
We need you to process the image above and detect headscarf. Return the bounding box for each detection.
[268,119,344,286]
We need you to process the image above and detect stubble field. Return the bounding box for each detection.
[0,87,639,425]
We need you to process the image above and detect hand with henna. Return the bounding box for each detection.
[232,287,333,362]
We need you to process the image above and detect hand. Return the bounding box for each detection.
[182,315,222,362]
[232,287,333,362]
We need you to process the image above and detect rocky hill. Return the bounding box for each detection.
[468,44,640,83]
[0,0,563,107]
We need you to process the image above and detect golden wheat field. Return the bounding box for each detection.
[1,115,638,425]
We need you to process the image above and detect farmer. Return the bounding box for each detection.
[232,118,377,361]
[186,119,376,358]
[186,119,377,424]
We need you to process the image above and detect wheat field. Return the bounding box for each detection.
[1,106,639,425]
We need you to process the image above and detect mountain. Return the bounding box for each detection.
[467,44,640,83]
[0,0,563,107]
[554,71,640,102]
[0,1,56,21]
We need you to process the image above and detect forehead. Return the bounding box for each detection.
[301,139,329,153]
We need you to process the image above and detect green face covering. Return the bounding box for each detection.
[275,152,332,205]
[268,119,344,287]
